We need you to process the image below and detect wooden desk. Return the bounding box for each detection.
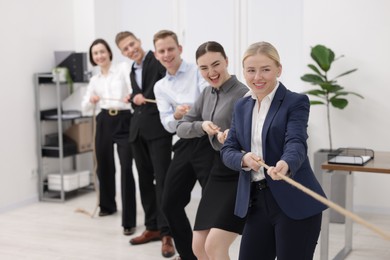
[320,151,390,260]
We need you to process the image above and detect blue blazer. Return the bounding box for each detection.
[221,83,327,220]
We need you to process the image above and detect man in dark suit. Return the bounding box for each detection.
[116,31,175,258]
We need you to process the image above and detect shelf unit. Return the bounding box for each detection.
[34,72,93,202]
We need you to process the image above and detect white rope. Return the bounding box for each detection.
[255,159,390,241]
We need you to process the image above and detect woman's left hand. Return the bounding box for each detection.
[202,121,220,136]
[267,160,289,180]
[217,129,229,144]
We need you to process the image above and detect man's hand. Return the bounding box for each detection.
[174,104,191,120]
[133,94,146,105]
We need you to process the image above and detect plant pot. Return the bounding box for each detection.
[314,149,346,223]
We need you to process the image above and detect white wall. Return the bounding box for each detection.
[303,0,390,213]
[0,0,389,214]
[0,0,75,211]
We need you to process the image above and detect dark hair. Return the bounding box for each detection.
[115,31,137,46]
[153,30,179,46]
[89,38,113,66]
[195,41,227,62]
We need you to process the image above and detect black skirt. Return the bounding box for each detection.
[194,152,246,234]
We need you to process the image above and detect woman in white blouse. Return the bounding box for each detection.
[82,39,136,236]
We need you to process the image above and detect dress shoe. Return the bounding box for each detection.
[98,210,117,217]
[161,236,176,258]
[123,227,136,236]
[129,230,161,245]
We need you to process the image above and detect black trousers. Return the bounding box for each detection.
[131,132,172,235]
[95,110,136,228]
[161,137,214,260]
[239,186,322,260]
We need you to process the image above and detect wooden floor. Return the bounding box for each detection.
[0,189,389,260]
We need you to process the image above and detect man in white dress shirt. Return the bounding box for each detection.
[153,30,214,260]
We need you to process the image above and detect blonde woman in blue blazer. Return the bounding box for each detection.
[221,42,327,260]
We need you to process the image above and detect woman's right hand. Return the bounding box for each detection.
[123,94,131,103]
[242,152,263,172]
[90,95,100,104]
[202,121,220,136]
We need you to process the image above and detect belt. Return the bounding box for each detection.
[251,179,268,191]
[101,109,129,116]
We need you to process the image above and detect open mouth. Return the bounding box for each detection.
[254,82,266,89]
[209,74,219,84]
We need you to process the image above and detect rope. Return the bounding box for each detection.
[75,105,99,218]
[73,96,162,217]
[101,97,156,104]
[255,159,390,241]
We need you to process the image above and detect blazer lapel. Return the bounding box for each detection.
[243,97,255,152]
[262,84,286,158]
[141,51,152,88]
[234,97,255,218]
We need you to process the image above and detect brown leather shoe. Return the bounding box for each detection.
[129,230,161,245]
[161,236,176,258]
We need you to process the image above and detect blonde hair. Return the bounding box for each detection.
[242,42,281,67]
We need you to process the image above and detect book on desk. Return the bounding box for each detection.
[328,148,374,166]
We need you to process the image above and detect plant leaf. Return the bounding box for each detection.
[304,89,327,96]
[333,68,358,80]
[309,100,325,105]
[319,83,343,93]
[330,98,348,109]
[311,45,335,72]
[334,91,364,99]
[301,74,325,84]
[308,64,323,76]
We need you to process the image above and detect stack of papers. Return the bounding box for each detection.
[327,148,374,166]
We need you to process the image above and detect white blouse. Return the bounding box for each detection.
[250,82,279,181]
[81,62,132,115]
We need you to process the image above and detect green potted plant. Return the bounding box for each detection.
[301,44,363,150]
[52,67,74,93]
[301,44,363,223]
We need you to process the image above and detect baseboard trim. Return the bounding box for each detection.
[0,196,39,214]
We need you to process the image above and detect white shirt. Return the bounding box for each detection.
[250,82,279,181]
[133,51,148,89]
[154,60,208,133]
[81,62,132,115]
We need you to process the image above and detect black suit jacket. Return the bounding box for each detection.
[129,51,172,142]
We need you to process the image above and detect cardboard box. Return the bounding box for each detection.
[65,121,93,152]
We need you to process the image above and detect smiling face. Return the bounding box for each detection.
[154,36,182,75]
[91,43,111,68]
[197,51,230,89]
[118,35,145,64]
[243,53,282,100]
